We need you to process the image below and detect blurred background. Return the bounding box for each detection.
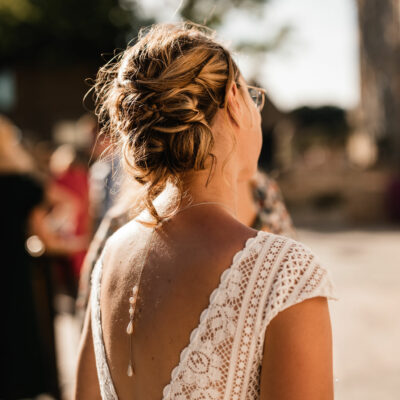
[0,0,399,399]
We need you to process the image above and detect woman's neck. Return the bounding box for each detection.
[236,180,258,227]
[185,167,237,209]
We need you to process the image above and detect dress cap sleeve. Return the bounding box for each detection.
[257,237,338,343]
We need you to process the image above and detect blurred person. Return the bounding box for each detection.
[48,142,91,297]
[239,171,297,237]
[0,115,60,399]
[387,170,400,223]
[75,23,336,400]
[89,123,123,230]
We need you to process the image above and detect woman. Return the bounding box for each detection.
[75,22,337,399]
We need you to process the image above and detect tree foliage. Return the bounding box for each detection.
[0,0,153,66]
[0,0,288,67]
[179,0,268,27]
[177,0,290,57]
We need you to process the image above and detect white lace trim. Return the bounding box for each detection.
[91,256,119,400]
[162,230,263,399]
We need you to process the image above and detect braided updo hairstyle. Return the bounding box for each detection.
[95,22,241,225]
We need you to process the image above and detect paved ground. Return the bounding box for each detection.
[297,227,400,400]
[56,226,400,399]
[55,307,81,400]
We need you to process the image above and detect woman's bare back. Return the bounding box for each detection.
[99,210,257,400]
[76,208,336,400]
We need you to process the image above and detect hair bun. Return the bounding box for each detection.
[94,22,240,225]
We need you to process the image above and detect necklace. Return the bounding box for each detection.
[125,200,236,377]
[166,200,236,220]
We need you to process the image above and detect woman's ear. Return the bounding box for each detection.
[226,82,241,128]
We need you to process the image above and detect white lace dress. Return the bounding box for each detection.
[91,230,337,400]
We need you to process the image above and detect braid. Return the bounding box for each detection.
[94,21,240,225]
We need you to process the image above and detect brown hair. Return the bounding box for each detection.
[94,22,241,225]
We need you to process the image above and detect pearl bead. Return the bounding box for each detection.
[127,363,133,377]
[126,320,134,335]
[129,296,136,304]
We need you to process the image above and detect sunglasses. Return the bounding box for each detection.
[246,85,266,111]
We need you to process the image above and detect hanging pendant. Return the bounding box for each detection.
[126,320,134,335]
[127,285,139,377]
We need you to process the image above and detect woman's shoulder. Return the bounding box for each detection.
[255,232,335,289]
[102,217,259,273]
[254,230,324,269]
[100,218,147,266]
[250,232,338,328]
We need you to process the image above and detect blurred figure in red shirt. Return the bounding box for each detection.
[49,143,91,292]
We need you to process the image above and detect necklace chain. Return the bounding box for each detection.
[170,200,236,219]
[126,200,235,376]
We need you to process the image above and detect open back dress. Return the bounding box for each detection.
[91,229,337,400]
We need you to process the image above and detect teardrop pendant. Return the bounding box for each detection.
[126,320,134,335]
[127,285,138,378]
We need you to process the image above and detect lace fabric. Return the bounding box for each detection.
[91,231,337,400]
[91,255,119,400]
